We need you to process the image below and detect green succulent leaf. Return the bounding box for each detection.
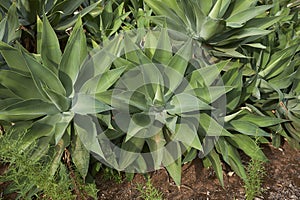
[227,134,268,161]
[199,113,233,137]
[0,70,42,99]
[216,138,246,180]
[0,99,59,121]
[226,5,273,28]
[226,120,270,137]
[167,93,212,114]
[207,149,224,187]
[119,137,145,170]
[74,114,104,158]
[71,134,90,179]
[172,122,202,150]
[71,93,111,115]
[22,50,66,98]
[80,67,126,94]
[0,41,29,74]
[40,13,62,72]
[163,141,182,186]
[0,3,21,43]
[146,130,167,169]
[59,17,87,96]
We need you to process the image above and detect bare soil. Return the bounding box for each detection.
[1,142,299,200]
[96,142,300,200]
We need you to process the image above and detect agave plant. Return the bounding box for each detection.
[144,0,281,59]
[238,0,300,149]
[139,0,298,185]
[0,15,127,182]
[0,0,101,55]
[0,0,101,28]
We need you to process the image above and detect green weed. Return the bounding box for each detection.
[244,138,266,200]
[136,177,163,200]
[0,130,97,199]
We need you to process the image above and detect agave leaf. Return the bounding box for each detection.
[21,114,64,149]
[0,41,29,74]
[36,16,43,54]
[199,113,233,137]
[1,3,21,43]
[210,48,248,58]
[163,0,187,22]
[152,29,173,65]
[242,43,267,49]
[207,149,224,187]
[198,0,213,15]
[182,148,197,164]
[194,3,206,35]
[201,17,225,41]
[48,134,69,177]
[0,99,59,121]
[119,137,145,170]
[216,138,246,180]
[259,45,298,79]
[144,30,159,59]
[78,36,124,81]
[17,0,44,25]
[239,75,258,103]
[163,143,182,186]
[144,0,186,26]
[0,98,21,110]
[219,0,231,17]
[211,28,271,46]
[146,130,166,169]
[59,17,87,96]
[226,120,270,137]
[222,68,243,111]
[192,86,233,104]
[167,93,212,114]
[80,67,126,94]
[22,50,66,98]
[0,86,19,98]
[41,13,62,72]
[189,64,225,87]
[208,0,222,19]
[74,114,104,158]
[53,112,74,144]
[96,67,126,93]
[42,85,70,112]
[226,5,273,28]
[71,134,90,179]
[125,113,158,142]
[227,144,247,180]
[55,1,101,31]
[0,70,43,99]
[50,0,85,18]
[165,38,193,95]
[232,111,288,127]
[0,0,11,11]
[172,122,202,150]
[71,93,111,115]
[124,33,152,65]
[245,16,281,30]
[230,0,258,16]
[227,134,268,161]
[104,2,130,37]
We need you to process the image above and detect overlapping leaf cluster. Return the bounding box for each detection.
[0,0,299,195]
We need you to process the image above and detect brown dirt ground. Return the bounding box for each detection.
[1,142,299,200]
[96,142,300,200]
